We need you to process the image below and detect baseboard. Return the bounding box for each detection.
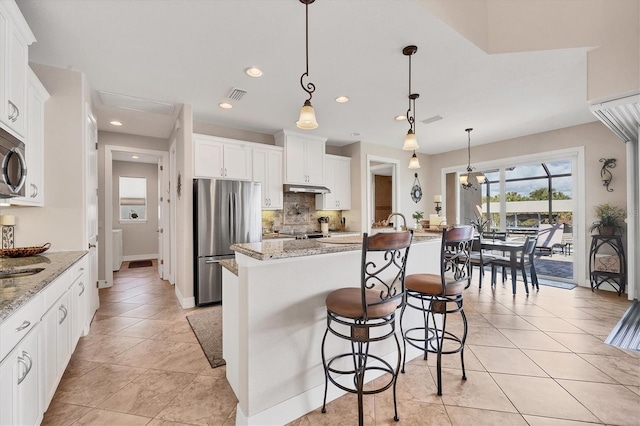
[123,254,158,261]
[175,283,195,309]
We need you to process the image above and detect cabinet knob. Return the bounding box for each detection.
[89,243,96,249]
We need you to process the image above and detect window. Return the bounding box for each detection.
[119,176,147,221]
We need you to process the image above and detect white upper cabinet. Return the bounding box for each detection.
[12,68,49,206]
[275,130,326,186]
[252,146,283,210]
[193,134,252,180]
[0,0,35,139]
[316,155,351,210]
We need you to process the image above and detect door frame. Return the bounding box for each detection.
[441,146,586,287]
[366,155,399,233]
[104,145,169,287]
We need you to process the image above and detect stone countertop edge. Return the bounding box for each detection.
[0,251,88,324]
[231,234,440,261]
[220,259,238,276]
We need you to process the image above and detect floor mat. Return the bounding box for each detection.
[128,260,153,268]
[186,306,225,368]
[605,301,640,352]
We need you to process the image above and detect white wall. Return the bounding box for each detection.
[112,161,158,259]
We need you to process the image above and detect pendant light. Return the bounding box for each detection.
[460,128,486,190]
[296,0,318,130]
[402,45,419,151]
[408,152,420,169]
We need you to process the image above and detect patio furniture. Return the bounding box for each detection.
[536,224,565,256]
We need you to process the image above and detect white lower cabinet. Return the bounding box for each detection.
[41,289,71,410]
[0,325,42,426]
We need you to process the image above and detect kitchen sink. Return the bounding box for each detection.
[0,268,45,279]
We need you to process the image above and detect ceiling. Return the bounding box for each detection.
[17,0,597,154]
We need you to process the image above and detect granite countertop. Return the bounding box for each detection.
[231,233,440,261]
[220,258,238,276]
[0,251,88,323]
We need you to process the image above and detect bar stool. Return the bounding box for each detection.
[400,226,473,396]
[321,231,413,425]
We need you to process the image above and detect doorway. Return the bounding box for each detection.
[366,155,399,232]
[104,145,170,288]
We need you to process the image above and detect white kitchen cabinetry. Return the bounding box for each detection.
[316,155,351,210]
[0,325,42,426]
[0,0,35,139]
[12,68,49,206]
[275,130,326,186]
[252,146,283,209]
[193,134,252,180]
[41,269,73,410]
[69,257,88,346]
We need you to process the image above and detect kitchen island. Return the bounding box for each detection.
[224,233,441,425]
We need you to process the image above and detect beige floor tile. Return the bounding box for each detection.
[465,325,516,348]
[538,306,599,320]
[415,344,486,372]
[72,335,145,363]
[55,358,101,388]
[89,316,144,335]
[41,401,92,426]
[502,304,556,317]
[467,303,515,316]
[546,332,628,356]
[563,318,620,335]
[481,313,538,330]
[146,419,197,426]
[117,303,171,319]
[521,316,586,333]
[376,400,451,425]
[118,292,167,304]
[116,319,176,339]
[490,373,599,423]
[154,342,212,373]
[558,380,640,425]
[436,369,517,413]
[155,375,238,426]
[286,391,375,426]
[523,350,617,383]
[626,385,640,397]
[74,408,151,425]
[53,363,146,407]
[95,302,143,316]
[375,365,441,404]
[523,415,604,425]
[110,338,186,368]
[579,353,640,386]
[99,291,139,303]
[470,345,548,376]
[500,329,571,351]
[98,369,196,417]
[446,406,527,426]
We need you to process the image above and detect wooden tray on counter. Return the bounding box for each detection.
[0,243,51,258]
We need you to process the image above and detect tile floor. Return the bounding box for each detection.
[42,261,639,425]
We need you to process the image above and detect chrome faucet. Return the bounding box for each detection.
[386,213,407,231]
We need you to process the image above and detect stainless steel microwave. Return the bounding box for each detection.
[0,127,26,198]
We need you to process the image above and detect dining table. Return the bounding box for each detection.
[480,238,526,294]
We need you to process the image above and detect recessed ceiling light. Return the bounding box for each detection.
[394,115,406,121]
[219,102,233,109]
[335,96,349,103]
[110,120,123,126]
[350,132,360,137]
[245,67,263,77]
[131,155,139,159]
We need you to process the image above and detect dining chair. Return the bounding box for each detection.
[490,235,539,293]
[400,225,473,396]
[466,237,496,288]
[321,231,413,425]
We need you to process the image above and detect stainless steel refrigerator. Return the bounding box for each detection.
[193,179,262,306]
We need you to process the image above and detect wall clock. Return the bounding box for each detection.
[411,173,422,203]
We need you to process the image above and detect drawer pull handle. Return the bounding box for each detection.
[17,351,32,385]
[59,304,68,324]
[15,320,31,332]
[79,282,85,296]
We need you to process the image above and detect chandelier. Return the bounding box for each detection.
[460,128,485,190]
[296,0,318,130]
[402,45,419,169]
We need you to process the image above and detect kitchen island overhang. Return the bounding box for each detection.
[224,234,441,425]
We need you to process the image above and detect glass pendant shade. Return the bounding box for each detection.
[459,174,468,185]
[476,173,486,184]
[296,100,318,130]
[408,152,420,169]
[402,130,419,151]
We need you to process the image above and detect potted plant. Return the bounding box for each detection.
[590,203,625,235]
[412,211,424,230]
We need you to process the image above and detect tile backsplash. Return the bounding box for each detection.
[262,193,342,234]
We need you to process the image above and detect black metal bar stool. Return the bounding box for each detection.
[400,226,473,396]
[321,231,413,425]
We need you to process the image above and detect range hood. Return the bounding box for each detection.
[283,184,331,194]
